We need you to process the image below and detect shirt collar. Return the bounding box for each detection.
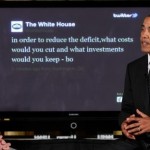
[148,54,150,73]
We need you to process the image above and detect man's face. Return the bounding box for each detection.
[140,17,150,53]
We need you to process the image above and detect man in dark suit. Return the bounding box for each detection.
[99,15,150,150]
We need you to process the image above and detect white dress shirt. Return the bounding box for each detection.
[148,54,150,73]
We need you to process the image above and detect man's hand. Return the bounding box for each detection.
[0,136,11,150]
[121,114,136,139]
[125,109,150,136]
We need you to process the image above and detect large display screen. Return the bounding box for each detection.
[0,3,148,113]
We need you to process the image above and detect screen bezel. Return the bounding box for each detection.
[0,1,149,134]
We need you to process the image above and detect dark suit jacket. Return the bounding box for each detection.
[119,54,150,125]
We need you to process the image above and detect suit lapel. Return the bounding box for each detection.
[141,55,150,115]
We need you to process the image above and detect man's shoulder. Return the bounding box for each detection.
[128,55,147,66]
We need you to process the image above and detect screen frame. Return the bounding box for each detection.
[0,1,149,135]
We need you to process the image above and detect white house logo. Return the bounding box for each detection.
[11,21,23,32]
[113,13,138,18]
